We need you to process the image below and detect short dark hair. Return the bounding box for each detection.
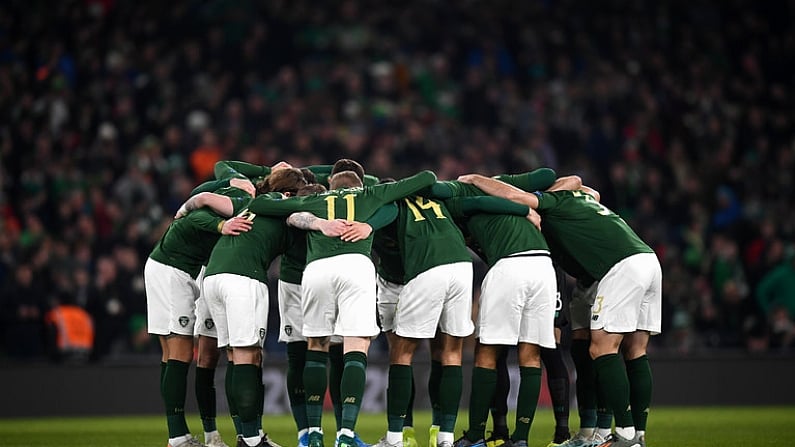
[300,167,318,185]
[329,171,363,190]
[258,168,307,195]
[331,159,365,182]
[297,183,327,196]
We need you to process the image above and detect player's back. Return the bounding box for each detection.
[204,209,289,283]
[536,190,653,279]
[149,187,251,278]
[464,212,548,267]
[396,195,471,282]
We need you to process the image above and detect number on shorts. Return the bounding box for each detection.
[593,295,604,314]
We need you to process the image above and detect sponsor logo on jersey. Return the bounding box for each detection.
[204,319,214,330]
[179,316,189,327]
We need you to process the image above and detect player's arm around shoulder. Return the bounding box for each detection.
[287,212,350,237]
[546,175,583,192]
[372,170,438,203]
[247,193,303,216]
[457,173,539,209]
[579,185,601,202]
[174,192,235,218]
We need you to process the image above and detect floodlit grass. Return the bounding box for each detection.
[1,407,794,446]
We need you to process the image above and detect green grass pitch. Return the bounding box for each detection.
[1,407,794,446]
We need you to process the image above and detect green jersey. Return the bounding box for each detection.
[278,227,308,285]
[149,187,252,278]
[396,196,471,282]
[495,168,556,192]
[280,203,400,285]
[430,168,557,199]
[372,218,405,285]
[248,170,437,264]
[445,196,548,267]
[535,190,654,280]
[204,209,290,284]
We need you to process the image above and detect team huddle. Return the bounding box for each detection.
[144,159,661,447]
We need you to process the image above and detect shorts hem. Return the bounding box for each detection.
[518,339,557,349]
[477,337,519,345]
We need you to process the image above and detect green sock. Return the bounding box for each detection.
[405,370,415,428]
[593,354,633,428]
[511,367,541,442]
[287,342,309,431]
[257,365,264,432]
[467,367,497,441]
[304,350,328,428]
[387,364,413,432]
[233,364,261,438]
[596,375,613,431]
[160,361,167,400]
[329,344,344,430]
[429,360,443,426]
[163,360,190,438]
[195,367,217,433]
[571,339,597,429]
[626,355,652,431]
[225,362,242,435]
[340,351,368,431]
[439,365,462,433]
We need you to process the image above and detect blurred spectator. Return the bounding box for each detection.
[756,247,795,348]
[44,292,94,364]
[86,256,130,360]
[1,0,794,360]
[1,263,47,359]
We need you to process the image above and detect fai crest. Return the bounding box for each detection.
[284,325,293,336]
[204,318,214,330]
[259,328,266,340]
[179,316,190,327]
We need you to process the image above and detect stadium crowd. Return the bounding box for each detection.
[1,0,794,362]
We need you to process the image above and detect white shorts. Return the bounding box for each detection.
[592,253,662,335]
[301,254,380,338]
[476,255,556,348]
[193,267,217,338]
[278,280,305,343]
[203,273,270,348]
[144,258,199,336]
[395,262,474,339]
[377,275,404,333]
[194,295,218,338]
[570,280,599,331]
